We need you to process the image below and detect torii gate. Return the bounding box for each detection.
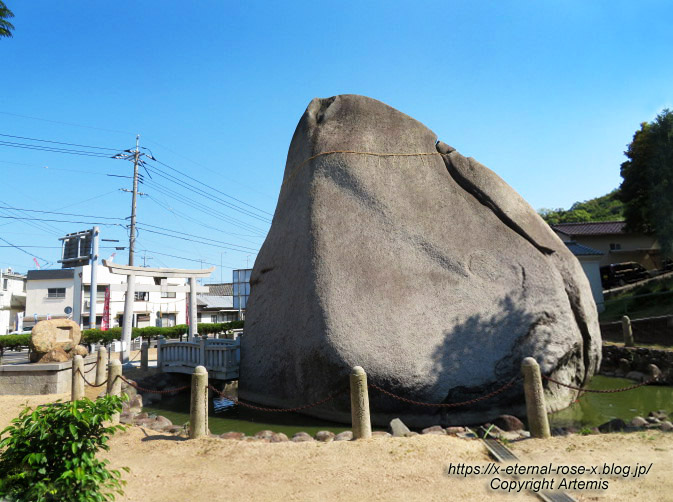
[102,260,214,364]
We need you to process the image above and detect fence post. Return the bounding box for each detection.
[95,346,107,387]
[71,355,84,402]
[621,315,634,347]
[107,359,122,424]
[350,366,372,439]
[141,341,149,371]
[521,357,550,439]
[190,365,208,439]
[157,336,164,371]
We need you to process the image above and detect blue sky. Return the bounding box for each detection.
[1,1,671,278]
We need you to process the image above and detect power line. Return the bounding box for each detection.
[0,205,125,221]
[137,226,260,253]
[143,179,268,235]
[0,132,119,151]
[145,164,271,224]
[0,236,49,263]
[0,214,122,226]
[0,110,134,135]
[150,158,273,217]
[136,248,237,269]
[0,140,115,158]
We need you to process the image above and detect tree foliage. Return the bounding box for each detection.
[539,189,624,225]
[0,1,14,38]
[0,396,128,501]
[619,109,673,255]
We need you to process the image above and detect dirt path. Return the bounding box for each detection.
[2,393,672,501]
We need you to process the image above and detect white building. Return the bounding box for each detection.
[0,268,26,334]
[25,264,188,329]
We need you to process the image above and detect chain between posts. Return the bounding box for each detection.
[83,361,97,374]
[208,384,347,412]
[542,374,657,393]
[367,377,519,408]
[76,368,107,388]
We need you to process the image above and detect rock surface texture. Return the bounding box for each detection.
[29,319,83,363]
[239,94,601,427]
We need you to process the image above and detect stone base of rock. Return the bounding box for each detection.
[0,355,96,395]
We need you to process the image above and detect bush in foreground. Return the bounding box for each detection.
[0,396,128,502]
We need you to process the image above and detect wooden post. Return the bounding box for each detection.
[190,365,208,439]
[141,341,149,370]
[157,336,164,371]
[350,366,372,439]
[521,357,550,439]
[107,359,122,425]
[95,346,107,387]
[622,315,634,347]
[71,355,85,402]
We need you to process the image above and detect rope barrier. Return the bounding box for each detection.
[83,361,97,374]
[542,374,657,393]
[208,384,347,412]
[118,375,190,395]
[368,377,519,408]
[75,368,107,388]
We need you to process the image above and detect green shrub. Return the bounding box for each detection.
[0,335,32,362]
[0,396,128,502]
[80,321,244,345]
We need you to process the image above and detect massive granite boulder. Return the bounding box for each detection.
[239,95,601,427]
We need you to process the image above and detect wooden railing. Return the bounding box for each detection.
[157,335,240,380]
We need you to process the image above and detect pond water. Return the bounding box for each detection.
[143,376,673,435]
[549,376,673,429]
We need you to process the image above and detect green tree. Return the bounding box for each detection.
[0,1,14,38]
[619,109,673,255]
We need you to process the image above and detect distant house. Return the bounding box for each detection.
[197,283,239,323]
[0,268,26,334]
[552,221,660,270]
[563,242,605,312]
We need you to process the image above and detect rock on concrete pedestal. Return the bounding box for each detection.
[239,94,602,427]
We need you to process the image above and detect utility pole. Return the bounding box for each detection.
[129,135,140,266]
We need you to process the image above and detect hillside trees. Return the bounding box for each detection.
[619,109,673,255]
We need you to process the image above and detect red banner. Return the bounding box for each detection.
[101,286,110,331]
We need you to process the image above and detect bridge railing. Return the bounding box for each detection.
[157,335,240,380]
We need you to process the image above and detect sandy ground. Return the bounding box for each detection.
[1,391,672,502]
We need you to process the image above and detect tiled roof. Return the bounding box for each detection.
[205,283,233,296]
[197,294,233,309]
[565,241,603,256]
[552,221,626,236]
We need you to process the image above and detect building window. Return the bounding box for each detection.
[47,288,66,298]
[83,285,107,302]
[161,291,176,298]
[211,314,218,323]
[2,278,7,290]
[134,292,148,301]
[610,243,622,250]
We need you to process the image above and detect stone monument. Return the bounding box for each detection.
[239,95,602,426]
[29,319,87,363]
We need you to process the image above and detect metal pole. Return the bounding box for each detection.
[89,226,99,329]
[121,273,136,364]
[189,276,198,341]
[129,134,140,267]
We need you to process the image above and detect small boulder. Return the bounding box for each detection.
[315,430,335,442]
[421,426,445,435]
[334,431,353,441]
[254,430,275,440]
[598,418,627,433]
[31,348,70,363]
[292,432,315,442]
[648,410,668,421]
[618,358,631,373]
[493,415,524,432]
[647,364,662,381]
[625,371,646,382]
[221,431,246,440]
[153,415,173,430]
[389,418,411,437]
[444,426,466,435]
[660,421,673,432]
[270,433,289,442]
[630,416,648,428]
[372,431,391,438]
[72,345,88,357]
